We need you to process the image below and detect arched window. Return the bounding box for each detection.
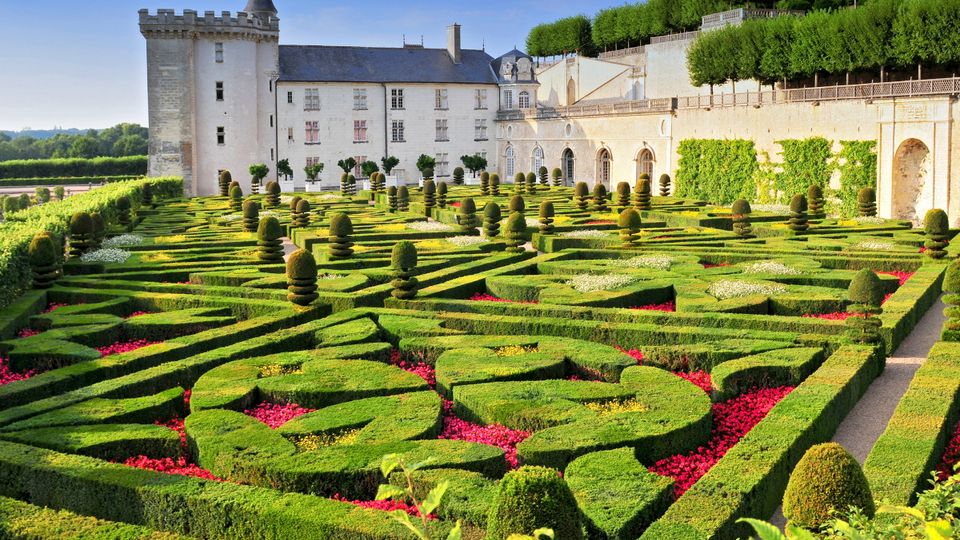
[562,148,575,184]
[532,146,544,172]
[598,149,611,187]
[519,91,531,109]
[505,146,515,179]
[637,149,654,179]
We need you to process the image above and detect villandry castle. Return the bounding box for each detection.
[142,0,960,224]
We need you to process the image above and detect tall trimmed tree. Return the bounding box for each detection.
[858,187,877,217]
[328,213,355,259]
[807,184,825,216]
[551,167,563,187]
[229,185,243,213]
[480,171,491,196]
[593,184,609,212]
[390,241,419,300]
[265,181,281,207]
[525,172,537,193]
[293,199,311,228]
[397,186,410,212]
[845,269,884,345]
[453,167,465,186]
[437,181,448,208]
[732,199,753,237]
[615,182,631,211]
[29,232,61,289]
[218,170,233,197]
[514,173,526,195]
[538,166,548,186]
[483,202,502,239]
[256,216,284,263]
[539,201,555,235]
[659,173,671,197]
[69,212,94,258]
[633,176,652,211]
[574,182,589,210]
[242,199,260,232]
[286,249,318,306]
[505,212,528,253]
[924,208,950,259]
[619,208,642,248]
[789,194,809,232]
[458,198,480,236]
[490,173,501,196]
[423,180,436,216]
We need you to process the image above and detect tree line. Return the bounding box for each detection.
[0,123,148,162]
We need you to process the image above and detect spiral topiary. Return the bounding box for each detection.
[485,465,583,540]
[633,176,652,211]
[29,232,61,289]
[615,182,631,210]
[480,171,490,196]
[423,180,436,215]
[289,196,303,219]
[845,268,884,344]
[619,208,642,247]
[437,181,448,208]
[789,194,809,232]
[90,212,106,249]
[293,199,311,228]
[551,167,562,187]
[397,186,410,212]
[731,199,753,237]
[857,187,877,217]
[242,199,260,232]
[328,213,355,259]
[286,249,318,306]
[807,184,825,215]
[490,173,501,196]
[538,166,548,186]
[525,172,537,193]
[924,208,950,259]
[387,186,398,212]
[422,168,434,182]
[256,216,284,263]
[340,173,351,196]
[782,443,874,530]
[265,181,281,207]
[539,201,555,235]
[505,212,528,253]
[142,183,153,206]
[483,202,501,238]
[593,183,609,212]
[390,240,419,300]
[458,198,480,236]
[68,212,94,258]
[228,180,240,193]
[574,182,589,210]
[453,167,464,186]
[218,170,232,197]
[659,173,671,197]
[229,185,243,213]
[509,195,525,216]
[514,173,526,195]
[116,196,132,230]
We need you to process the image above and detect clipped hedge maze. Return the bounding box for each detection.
[0,182,951,539]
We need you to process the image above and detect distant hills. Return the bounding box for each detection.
[1,128,88,140]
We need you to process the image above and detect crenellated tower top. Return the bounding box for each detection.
[138,8,279,41]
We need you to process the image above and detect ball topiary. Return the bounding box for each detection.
[619,208,642,247]
[397,186,410,212]
[483,202,502,238]
[265,181,281,208]
[490,173,501,196]
[633,177,652,211]
[539,201,555,235]
[68,212,94,258]
[458,197,480,236]
[286,249,318,306]
[789,194,809,232]
[538,166,548,186]
[924,208,950,259]
[486,465,583,540]
[509,195,525,215]
[659,173,671,197]
[242,199,260,232]
[505,212,528,253]
[480,171,491,196]
[328,213,355,259]
[229,185,243,213]
[293,199,311,228]
[142,183,153,206]
[29,232,61,289]
[731,199,753,237]
[18,193,31,210]
[116,196,132,230]
[525,172,537,193]
[845,269,884,344]
[437,181,448,208]
[574,182,589,210]
[422,167,434,181]
[453,167,465,186]
[90,212,106,248]
[423,180,436,215]
[615,182,631,210]
[807,184,825,215]
[782,443,874,530]
[514,173,526,195]
[54,186,66,201]
[593,183,609,212]
[387,186,398,212]
[551,167,563,187]
[218,170,233,196]
[256,217,284,263]
[857,187,877,217]
[390,240,419,300]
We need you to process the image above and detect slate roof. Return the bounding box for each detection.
[278,45,498,85]
[490,48,532,81]
[244,0,277,14]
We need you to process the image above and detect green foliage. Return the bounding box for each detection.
[782,443,875,530]
[551,168,562,187]
[490,173,501,197]
[337,157,357,174]
[377,454,462,540]
[453,167,465,185]
[461,155,487,176]
[360,160,380,179]
[526,15,594,57]
[304,162,324,182]
[264,181,281,208]
[525,172,537,193]
[391,241,419,300]
[328,213,355,259]
[256,216,284,263]
[615,182,631,210]
[423,180,437,212]
[18,193,31,211]
[229,185,243,213]
[486,465,583,540]
[0,156,147,179]
[514,173,526,195]
[292,199,311,228]
[218,170,232,196]
[777,138,832,204]
[924,208,950,259]
[835,141,877,218]
[398,186,410,212]
[248,163,269,184]
[483,202,502,238]
[675,139,758,204]
[944,258,960,294]
[91,211,106,247]
[592,184,608,212]
[846,269,884,344]
[416,155,437,176]
[618,208,642,247]
[422,168,434,180]
[35,187,51,204]
[505,212,528,253]
[858,187,877,217]
[275,159,293,182]
[437,181,448,208]
[242,199,260,233]
[633,177,651,211]
[480,172,491,196]
[788,194,809,232]
[574,182,589,210]
[732,199,753,237]
[53,185,65,201]
[458,198,480,236]
[807,184,825,215]
[381,156,400,175]
[286,249,318,306]
[28,232,61,289]
[509,195,525,214]
[538,201,555,234]
[141,183,153,206]
[68,212,94,258]
[0,124,148,162]
[538,166,548,186]
[388,186,399,212]
[659,174,671,197]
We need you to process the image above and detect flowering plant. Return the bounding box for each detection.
[741,261,801,275]
[407,221,454,232]
[614,255,673,271]
[707,280,786,300]
[80,248,131,264]
[565,273,637,293]
[558,229,609,239]
[102,234,143,247]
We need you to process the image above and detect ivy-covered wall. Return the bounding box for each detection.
[835,141,878,217]
[675,139,758,205]
[775,138,833,204]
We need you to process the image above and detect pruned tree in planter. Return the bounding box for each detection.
[381,156,399,176]
[248,163,269,195]
[304,163,324,185]
[277,159,293,184]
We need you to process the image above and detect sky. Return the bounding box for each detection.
[0,0,614,132]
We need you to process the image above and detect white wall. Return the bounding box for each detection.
[536,57,631,107]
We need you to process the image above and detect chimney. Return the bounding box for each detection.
[447,23,461,64]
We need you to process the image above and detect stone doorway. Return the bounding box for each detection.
[892,138,930,224]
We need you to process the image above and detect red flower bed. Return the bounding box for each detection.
[43,303,70,314]
[614,346,644,364]
[244,402,315,429]
[96,340,160,357]
[450,202,461,208]
[650,380,794,497]
[123,455,222,481]
[802,311,862,321]
[630,301,676,312]
[937,420,960,480]
[0,356,34,386]
[585,220,615,225]
[879,271,914,287]
[157,417,187,447]
[468,293,538,304]
[126,311,152,319]
[675,371,712,394]
[16,328,39,338]
[440,400,530,469]
[331,494,433,518]
[702,263,730,269]
[390,349,437,388]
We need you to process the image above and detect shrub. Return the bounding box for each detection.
[422,167,434,181]
[228,180,239,193]
[924,208,949,259]
[286,249,318,306]
[35,187,50,204]
[115,196,132,230]
[328,213,355,259]
[18,194,31,211]
[293,199,311,228]
[619,208,642,247]
[552,168,563,187]
[788,194,809,232]
[481,172,491,196]
[490,173,501,196]
[659,174,671,197]
[68,212,94,258]
[538,166,548,186]
[539,201,555,235]
[505,212,528,253]
[574,182,589,210]
[54,186,66,201]
[483,202,502,238]
[2,196,18,215]
[397,186,410,212]
[526,172,537,193]
[633,176,651,211]
[423,180,436,215]
[510,195,525,215]
[846,269,884,344]
[437,181,448,208]
[265,181,281,207]
[458,198,480,236]
[390,241,419,300]
[807,184,825,215]
[90,212,106,248]
[242,199,260,233]
[229,185,243,213]
[0,155,147,179]
[388,186,398,212]
[453,167,465,186]
[142,183,153,206]
[218,170,232,196]
[615,182,631,210]
[593,184,609,212]
[256,217,284,263]
[486,466,583,540]
[340,173,351,196]
[29,232,61,289]
[857,187,877,217]
[514,173,526,195]
[732,199,753,237]
[782,443,875,530]
[289,196,302,219]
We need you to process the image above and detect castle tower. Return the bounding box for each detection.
[139,5,279,196]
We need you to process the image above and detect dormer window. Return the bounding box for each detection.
[519,91,530,109]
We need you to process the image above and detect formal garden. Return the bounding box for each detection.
[0,172,959,539]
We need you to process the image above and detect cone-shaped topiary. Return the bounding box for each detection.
[659,173,671,196]
[453,167,464,186]
[228,180,240,193]
[265,181,281,207]
[486,465,583,540]
[615,182,631,210]
[551,167,563,187]
[423,180,436,215]
[256,216,284,263]
[924,208,950,259]
[490,173,501,196]
[505,212,528,253]
[526,172,537,193]
[458,198,480,236]
[229,185,243,213]
[90,212,106,249]
[538,166,548,186]
[807,184,825,215]
[483,202,502,238]
[633,176,652,211]
[619,208,642,247]
[328,213,355,259]
[437,181,448,208]
[509,195,525,215]
[845,269,884,344]
[593,184,609,212]
[116,196,132,230]
[29,232,61,289]
[782,443,875,530]
[289,196,303,219]
[789,194,809,232]
[68,212,94,258]
[397,186,410,212]
[286,248,318,306]
[390,240,419,300]
[142,183,153,206]
[218,170,232,197]
[857,187,877,217]
[242,199,260,232]
[539,201,555,235]
[480,171,490,196]
[293,199,311,228]
[731,199,753,237]
[514,173,526,195]
[574,182,589,210]
[387,186,398,212]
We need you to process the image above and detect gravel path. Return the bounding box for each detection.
[281,237,297,261]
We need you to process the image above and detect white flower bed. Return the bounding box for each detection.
[447,235,489,247]
[407,221,454,232]
[751,204,790,215]
[80,248,131,264]
[853,240,896,251]
[855,216,886,225]
[559,229,609,239]
[614,255,673,271]
[565,273,637,293]
[220,214,242,222]
[318,273,345,280]
[742,261,801,275]
[259,211,279,218]
[525,217,540,228]
[708,280,786,300]
[102,234,143,248]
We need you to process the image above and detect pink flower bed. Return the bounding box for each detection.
[675,371,712,394]
[585,220,614,225]
[123,455,222,481]
[651,381,794,497]
[126,311,152,319]
[244,402,315,429]
[630,301,676,312]
[802,311,862,321]
[17,328,39,338]
[702,263,730,269]
[450,202,461,208]
[879,271,914,287]
[331,494,433,518]
[0,356,34,386]
[614,346,644,364]
[43,303,70,314]
[937,420,960,480]
[390,348,437,388]
[440,400,530,469]
[96,340,160,357]
[469,293,538,304]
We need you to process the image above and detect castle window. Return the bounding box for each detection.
[354,120,367,143]
[504,146,515,179]
[475,89,487,110]
[215,43,223,63]
[435,153,449,177]
[215,82,224,101]
[474,119,487,141]
[353,89,367,110]
[391,120,405,143]
[270,148,274,161]
[287,91,293,104]
[306,156,320,168]
[391,89,404,110]
[287,127,294,141]
[503,90,514,110]
[304,89,320,111]
[519,91,531,109]
[435,119,448,142]
[532,146,544,172]
[269,80,273,92]
[269,115,273,128]
[305,121,319,144]
[353,156,367,177]
[435,89,448,110]
[216,126,225,145]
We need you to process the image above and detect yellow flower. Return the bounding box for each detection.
[259,365,303,377]
[584,398,649,415]
[294,429,360,451]
[494,345,539,357]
